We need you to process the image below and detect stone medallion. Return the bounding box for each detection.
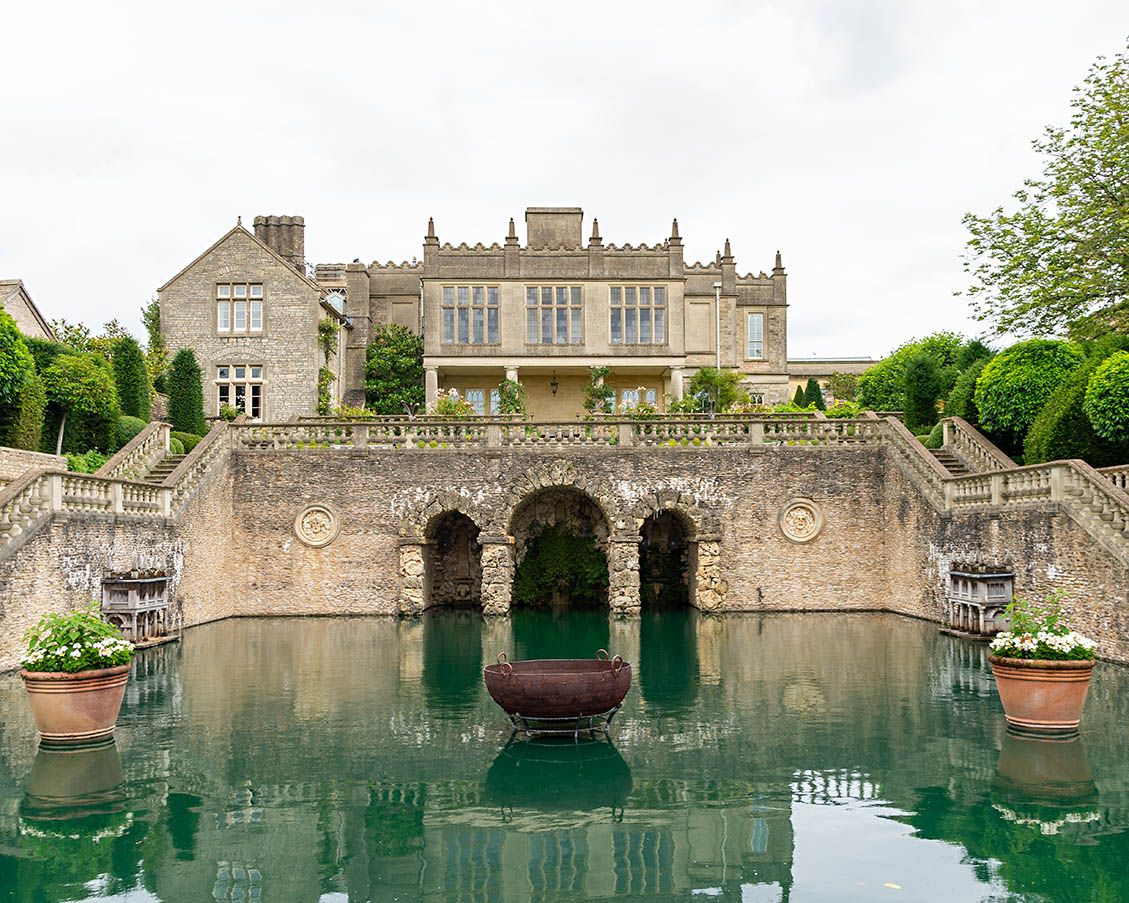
[295,504,340,548]
[779,498,823,543]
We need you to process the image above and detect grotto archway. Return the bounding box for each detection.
[425,510,483,609]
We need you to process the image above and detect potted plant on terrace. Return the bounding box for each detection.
[988,592,1097,735]
[20,604,134,745]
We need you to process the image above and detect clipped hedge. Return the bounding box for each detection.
[0,372,46,451]
[171,430,203,452]
[922,422,945,449]
[944,358,988,423]
[1083,352,1129,445]
[115,415,147,450]
[169,436,185,455]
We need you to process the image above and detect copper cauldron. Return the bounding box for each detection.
[483,650,632,720]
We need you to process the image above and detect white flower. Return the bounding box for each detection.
[70,649,82,658]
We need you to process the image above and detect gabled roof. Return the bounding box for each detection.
[158,222,324,295]
[0,279,56,339]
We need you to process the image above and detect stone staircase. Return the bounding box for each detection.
[929,448,971,477]
[141,454,186,485]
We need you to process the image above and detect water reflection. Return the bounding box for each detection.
[0,612,1127,901]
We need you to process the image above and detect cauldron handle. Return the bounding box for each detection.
[496,652,508,664]
[595,649,609,661]
[612,655,623,675]
[500,661,513,677]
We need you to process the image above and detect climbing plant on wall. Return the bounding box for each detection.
[512,526,609,609]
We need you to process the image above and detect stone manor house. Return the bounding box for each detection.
[158,208,870,420]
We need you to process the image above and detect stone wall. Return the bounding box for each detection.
[0,448,64,487]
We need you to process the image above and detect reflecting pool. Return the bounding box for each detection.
[1,611,1127,901]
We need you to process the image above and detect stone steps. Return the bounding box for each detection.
[141,455,187,485]
[929,448,971,477]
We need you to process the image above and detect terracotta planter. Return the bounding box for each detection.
[988,655,1095,735]
[20,664,131,744]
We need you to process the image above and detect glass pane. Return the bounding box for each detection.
[610,309,622,343]
[640,310,652,343]
[654,309,665,343]
[250,366,262,379]
[639,287,651,307]
[526,287,538,306]
[473,287,484,307]
[218,385,229,405]
[625,287,636,307]
[250,385,262,419]
[457,287,469,307]
[556,308,568,343]
[457,308,469,343]
[466,389,485,415]
[646,389,656,405]
[654,286,666,306]
[489,389,500,415]
[571,286,582,306]
[487,308,499,343]
[444,287,455,306]
[473,307,484,344]
[488,287,499,306]
[571,308,583,342]
[610,287,621,306]
[217,302,230,331]
[250,301,262,330]
[443,308,454,342]
[625,308,637,343]
[217,284,231,299]
[234,384,246,410]
[234,367,246,379]
[541,287,553,306]
[556,287,567,306]
[234,284,247,298]
[527,309,538,343]
[541,309,553,343]
[234,301,246,331]
[217,367,230,380]
[250,284,263,298]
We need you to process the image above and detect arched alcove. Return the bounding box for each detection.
[639,510,693,609]
[426,511,482,609]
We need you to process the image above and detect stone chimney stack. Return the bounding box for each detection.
[253,215,306,272]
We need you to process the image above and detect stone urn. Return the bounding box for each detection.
[20,664,132,745]
[988,656,1095,735]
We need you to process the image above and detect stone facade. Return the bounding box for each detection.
[0,447,64,489]
[0,279,54,340]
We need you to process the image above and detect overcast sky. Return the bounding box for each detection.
[1,1,1125,358]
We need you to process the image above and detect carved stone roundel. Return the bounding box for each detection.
[295,504,340,548]
[779,498,823,543]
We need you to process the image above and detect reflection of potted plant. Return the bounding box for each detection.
[20,604,134,744]
[988,593,1097,735]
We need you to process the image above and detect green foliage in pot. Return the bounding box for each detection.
[989,592,1097,661]
[21,604,134,673]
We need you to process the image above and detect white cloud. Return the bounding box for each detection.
[0,0,1124,357]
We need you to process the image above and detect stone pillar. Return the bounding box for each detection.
[425,366,439,412]
[693,536,726,612]
[398,540,427,615]
[608,535,641,616]
[505,366,519,384]
[480,536,514,615]
[670,366,684,401]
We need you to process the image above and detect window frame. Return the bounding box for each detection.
[609,285,666,346]
[525,285,583,345]
[215,363,265,420]
[746,311,765,360]
[440,284,500,346]
[216,283,265,336]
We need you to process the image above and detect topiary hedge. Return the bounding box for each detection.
[171,430,203,452]
[0,371,45,451]
[115,415,147,450]
[1083,351,1129,446]
[944,358,988,423]
[168,436,185,455]
[166,348,206,436]
[111,335,151,420]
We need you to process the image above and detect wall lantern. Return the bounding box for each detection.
[550,371,560,396]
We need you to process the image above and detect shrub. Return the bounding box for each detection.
[792,385,805,406]
[65,450,109,473]
[1024,343,1128,465]
[974,339,1084,453]
[689,367,745,413]
[20,603,133,673]
[496,378,526,415]
[42,352,120,454]
[989,593,1097,661]
[0,310,35,409]
[111,335,151,420]
[166,348,206,435]
[218,403,240,421]
[1083,351,1129,445]
[365,324,424,415]
[858,332,965,411]
[0,371,46,451]
[435,389,476,417]
[922,422,945,449]
[826,372,859,402]
[115,415,147,449]
[23,336,70,375]
[802,377,826,411]
[944,358,988,423]
[583,366,615,414]
[901,352,943,431]
[824,401,861,418]
[317,367,335,415]
[171,430,203,452]
[169,436,185,455]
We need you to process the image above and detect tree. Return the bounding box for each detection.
[858,332,965,411]
[88,320,130,360]
[901,352,943,431]
[42,353,119,454]
[365,325,424,415]
[689,367,745,413]
[802,377,826,410]
[111,336,150,420]
[0,372,46,451]
[50,319,92,351]
[141,299,169,393]
[827,372,859,402]
[973,339,1084,453]
[0,310,35,409]
[792,385,805,406]
[944,358,989,423]
[962,42,1129,336]
[166,348,206,435]
[1083,351,1129,444]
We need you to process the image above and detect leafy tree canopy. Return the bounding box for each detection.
[365,324,425,415]
[689,367,746,413]
[826,372,859,402]
[1083,351,1129,444]
[857,332,966,411]
[944,357,989,424]
[973,339,1084,451]
[0,310,35,407]
[42,352,120,454]
[962,41,1129,336]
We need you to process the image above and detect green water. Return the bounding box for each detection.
[1,611,1127,902]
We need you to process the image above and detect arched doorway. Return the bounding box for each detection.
[509,486,610,610]
[426,511,482,609]
[639,510,693,609]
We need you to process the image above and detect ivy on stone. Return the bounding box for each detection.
[512,526,609,609]
[365,324,424,415]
